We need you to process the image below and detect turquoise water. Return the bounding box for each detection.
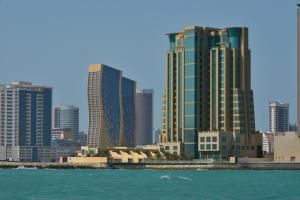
[0,169,300,200]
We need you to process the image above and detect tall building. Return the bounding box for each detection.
[135,89,153,146]
[87,64,136,148]
[0,81,52,161]
[269,102,289,132]
[160,26,260,159]
[153,128,161,144]
[54,105,79,140]
[297,4,300,136]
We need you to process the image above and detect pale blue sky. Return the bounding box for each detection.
[0,0,297,132]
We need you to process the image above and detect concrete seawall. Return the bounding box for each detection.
[2,161,300,170]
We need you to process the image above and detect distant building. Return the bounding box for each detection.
[262,132,274,154]
[135,89,153,146]
[160,26,259,159]
[77,131,87,146]
[153,128,160,144]
[52,128,74,140]
[274,132,300,162]
[0,81,52,162]
[54,105,79,140]
[269,102,289,132]
[87,64,136,148]
[289,123,297,131]
[297,4,300,136]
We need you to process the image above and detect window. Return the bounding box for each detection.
[212,137,217,142]
[200,137,205,143]
[212,144,217,150]
[165,146,170,150]
[173,146,178,150]
[221,136,226,142]
[206,137,211,142]
[200,144,205,150]
[206,144,211,150]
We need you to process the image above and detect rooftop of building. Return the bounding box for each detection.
[275,131,297,136]
[136,88,154,94]
[88,63,136,84]
[166,25,248,36]
[0,81,52,90]
[55,104,79,110]
[269,101,289,107]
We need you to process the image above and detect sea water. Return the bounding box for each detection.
[0,169,299,200]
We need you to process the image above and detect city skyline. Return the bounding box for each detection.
[0,0,297,132]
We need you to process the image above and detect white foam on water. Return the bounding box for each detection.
[15,166,38,170]
[177,176,192,181]
[160,175,171,179]
[196,168,208,171]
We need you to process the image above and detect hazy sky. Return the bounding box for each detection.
[0,0,297,132]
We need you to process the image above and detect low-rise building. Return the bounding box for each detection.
[52,128,74,140]
[158,142,183,156]
[198,131,233,159]
[63,146,165,164]
[274,132,300,162]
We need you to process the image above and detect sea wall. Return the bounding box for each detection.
[2,161,300,170]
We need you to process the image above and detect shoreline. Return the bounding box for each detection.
[2,161,300,170]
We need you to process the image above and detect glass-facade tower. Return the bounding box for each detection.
[54,105,79,141]
[87,64,136,148]
[160,26,256,158]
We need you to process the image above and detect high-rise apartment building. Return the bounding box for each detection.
[135,89,153,146]
[160,26,260,159]
[0,81,52,161]
[87,64,136,148]
[297,4,300,136]
[269,102,289,132]
[54,104,79,140]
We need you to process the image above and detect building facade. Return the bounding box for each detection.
[135,89,153,146]
[52,128,74,140]
[54,105,79,140]
[0,81,52,161]
[269,102,289,132]
[262,132,274,154]
[87,64,136,148]
[274,132,300,162]
[160,26,259,159]
[297,5,300,136]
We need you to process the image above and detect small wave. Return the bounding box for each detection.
[15,166,37,170]
[177,176,192,181]
[160,175,171,179]
[196,168,208,171]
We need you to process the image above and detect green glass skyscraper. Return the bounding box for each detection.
[160,26,261,159]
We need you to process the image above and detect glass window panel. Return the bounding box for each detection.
[185,90,196,102]
[185,50,196,64]
[185,64,196,77]
[184,116,195,128]
[185,78,196,90]
[185,103,196,115]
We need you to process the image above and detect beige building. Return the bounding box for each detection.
[274,132,300,162]
[68,146,165,164]
[158,142,183,156]
[52,128,74,140]
[65,157,107,164]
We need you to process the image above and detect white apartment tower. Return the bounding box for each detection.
[269,102,289,132]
